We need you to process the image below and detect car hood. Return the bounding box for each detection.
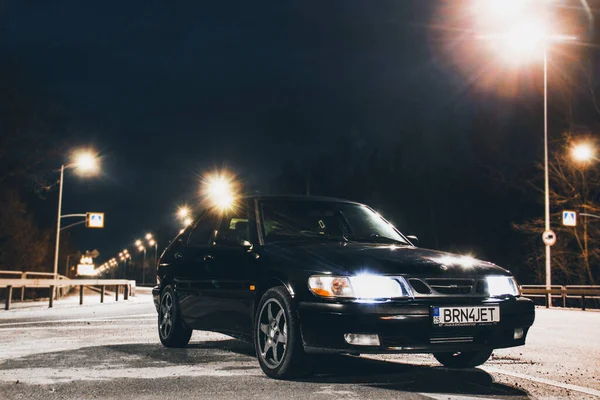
[262,242,510,277]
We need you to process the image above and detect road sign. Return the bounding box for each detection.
[86,212,105,228]
[542,230,556,246]
[562,210,577,227]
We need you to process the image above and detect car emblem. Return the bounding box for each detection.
[440,265,448,271]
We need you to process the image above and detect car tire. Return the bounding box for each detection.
[433,349,493,368]
[254,286,306,379]
[158,284,192,348]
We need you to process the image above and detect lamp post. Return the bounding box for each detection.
[473,1,578,307]
[146,233,158,283]
[136,240,147,285]
[52,151,99,298]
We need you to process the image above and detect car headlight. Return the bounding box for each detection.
[486,276,520,297]
[308,275,413,300]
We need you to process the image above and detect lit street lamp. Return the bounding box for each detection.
[177,206,190,220]
[136,241,147,285]
[52,150,100,298]
[474,0,578,307]
[144,233,159,284]
[572,142,597,163]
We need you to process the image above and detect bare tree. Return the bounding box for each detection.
[514,134,600,285]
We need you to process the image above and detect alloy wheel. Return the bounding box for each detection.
[159,291,174,339]
[257,298,288,368]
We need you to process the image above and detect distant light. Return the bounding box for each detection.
[473,0,527,21]
[572,143,595,163]
[118,252,123,257]
[138,245,145,252]
[202,171,237,211]
[177,206,190,219]
[135,239,142,247]
[183,217,192,226]
[179,228,185,234]
[501,20,548,61]
[148,239,156,246]
[73,151,99,175]
[145,233,153,241]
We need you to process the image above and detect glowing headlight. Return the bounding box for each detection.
[486,276,520,297]
[308,275,412,300]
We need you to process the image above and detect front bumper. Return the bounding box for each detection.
[298,296,535,354]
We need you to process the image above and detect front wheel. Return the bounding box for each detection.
[254,286,306,379]
[433,349,493,368]
[158,285,192,348]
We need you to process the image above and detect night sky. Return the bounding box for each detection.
[2,1,596,274]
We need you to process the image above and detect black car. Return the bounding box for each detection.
[153,196,535,379]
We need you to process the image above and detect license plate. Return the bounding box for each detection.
[432,306,500,326]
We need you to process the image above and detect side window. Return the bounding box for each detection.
[188,212,219,246]
[214,205,250,247]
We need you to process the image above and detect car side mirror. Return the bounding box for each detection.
[406,235,419,246]
[242,240,254,252]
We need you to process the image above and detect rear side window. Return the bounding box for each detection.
[188,212,219,246]
[214,203,250,246]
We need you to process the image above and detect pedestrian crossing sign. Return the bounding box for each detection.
[562,211,577,227]
[86,212,105,228]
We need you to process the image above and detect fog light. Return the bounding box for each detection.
[344,333,380,346]
[514,327,524,340]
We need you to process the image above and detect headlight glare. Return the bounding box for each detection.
[308,275,412,300]
[486,276,520,297]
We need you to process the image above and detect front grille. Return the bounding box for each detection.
[409,278,432,294]
[425,279,474,295]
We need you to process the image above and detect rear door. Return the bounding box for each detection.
[202,201,258,336]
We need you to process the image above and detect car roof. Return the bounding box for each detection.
[244,194,363,205]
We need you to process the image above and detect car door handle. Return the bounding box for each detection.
[203,255,214,262]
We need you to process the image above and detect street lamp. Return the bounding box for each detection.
[474,1,578,307]
[136,241,147,285]
[52,150,100,295]
[177,206,190,219]
[145,233,159,283]
[203,173,236,210]
[572,143,596,163]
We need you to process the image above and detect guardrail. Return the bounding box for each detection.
[0,270,71,301]
[520,285,600,310]
[0,279,136,310]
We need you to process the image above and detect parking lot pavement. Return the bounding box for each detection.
[0,294,598,399]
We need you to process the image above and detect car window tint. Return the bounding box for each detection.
[215,205,250,246]
[188,212,219,246]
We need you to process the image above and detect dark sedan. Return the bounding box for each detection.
[153,196,535,379]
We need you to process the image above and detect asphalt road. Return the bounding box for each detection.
[0,290,599,399]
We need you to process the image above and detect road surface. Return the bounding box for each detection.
[0,290,598,399]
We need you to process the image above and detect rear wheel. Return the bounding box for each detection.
[158,285,192,348]
[255,286,306,379]
[433,349,493,368]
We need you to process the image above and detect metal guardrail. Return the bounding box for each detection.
[520,285,600,310]
[0,270,71,301]
[0,278,136,310]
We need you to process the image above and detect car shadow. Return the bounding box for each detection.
[2,339,529,398]
[301,354,528,397]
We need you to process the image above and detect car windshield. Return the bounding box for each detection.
[260,200,409,245]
